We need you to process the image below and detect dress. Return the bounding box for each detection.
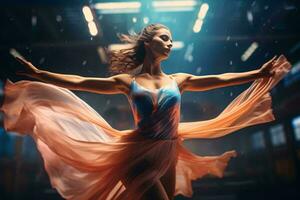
[0,60,291,199]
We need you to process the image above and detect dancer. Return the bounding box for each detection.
[1,24,291,200]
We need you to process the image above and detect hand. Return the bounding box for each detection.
[258,55,278,78]
[15,56,39,77]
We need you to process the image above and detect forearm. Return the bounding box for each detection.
[219,69,265,87]
[30,69,83,89]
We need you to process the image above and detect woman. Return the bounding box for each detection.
[1,24,291,200]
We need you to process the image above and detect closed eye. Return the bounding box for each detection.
[160,35,171,42]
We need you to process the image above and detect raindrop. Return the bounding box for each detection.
[31,16,37,26]
[247,11,253,23]
[90,37,94,40]
[132,17,137,23]
[39,57,45,64]
[196,67,202,74]
[235,42,239,47]
[60,28,64,32]
[226,36,231,41]
[264,52,269,57]
[82,60,87,66]
[106,100,111,105]
[264,5,269,10]
[230,92,233,97]
[229,60,233,65]
[187,55,193,62]
[56,15,62,22]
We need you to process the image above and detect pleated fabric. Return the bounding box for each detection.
[0,56,291,199]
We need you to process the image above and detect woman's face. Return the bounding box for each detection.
[145,28,173,60]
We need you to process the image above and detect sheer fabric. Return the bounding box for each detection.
[0,57,291,199]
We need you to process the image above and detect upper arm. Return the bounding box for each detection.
[171,73,193,93]
[75,73,132,95]
[172,72,224,92]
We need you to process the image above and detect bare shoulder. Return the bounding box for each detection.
[111,73,133,84]
[170,73,193,85]
[168,73,193,93]
[111,73,134,94]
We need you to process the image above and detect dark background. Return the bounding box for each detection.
[1,0,300,199]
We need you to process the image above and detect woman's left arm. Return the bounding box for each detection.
[177,55,286,92]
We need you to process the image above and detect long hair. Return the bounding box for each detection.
[108,23,169,75]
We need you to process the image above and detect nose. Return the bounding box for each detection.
[167,42,173,49]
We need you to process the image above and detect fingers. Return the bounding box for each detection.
[274,54,287,65]
[277,54,287,63]
[15,56,28,65]
[267,55,277,64]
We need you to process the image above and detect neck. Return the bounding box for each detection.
[140,52,163,76]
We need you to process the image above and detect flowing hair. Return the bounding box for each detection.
[108,23,169,75]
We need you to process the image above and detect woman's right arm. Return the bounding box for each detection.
[15,57,131,95]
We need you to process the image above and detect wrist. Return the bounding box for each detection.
[30,69,42,78]
[257,69,271,78]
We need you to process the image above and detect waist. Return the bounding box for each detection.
[137,129,178,140]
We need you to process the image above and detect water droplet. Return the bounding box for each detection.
[31,16,37,26]
[247,11,253,23]
[132,17,137,23]
[39,57,45,64]
[264,52,269,57]
[188,55,193,62]
[196,67,202,74]
[56,15,62,22]
[82,60,87,66]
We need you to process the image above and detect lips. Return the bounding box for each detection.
[164,48,171,53]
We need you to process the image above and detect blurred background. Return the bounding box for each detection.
[0,0,300,199]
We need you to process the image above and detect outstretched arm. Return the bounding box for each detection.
[15,57,131,95]
[176,55,288,92]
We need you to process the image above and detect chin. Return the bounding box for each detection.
[160,56,169,61]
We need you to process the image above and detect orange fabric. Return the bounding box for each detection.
[0,57,291,199]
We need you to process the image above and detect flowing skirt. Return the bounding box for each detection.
[0,59,291,199]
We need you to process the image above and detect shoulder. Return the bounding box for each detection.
[108,73,134,95]
[170,72,193,79]
[170,73,193,85]
[111,73,133,84]
[169,73,194,93]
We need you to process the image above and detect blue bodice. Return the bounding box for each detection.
[128,76,181,140]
